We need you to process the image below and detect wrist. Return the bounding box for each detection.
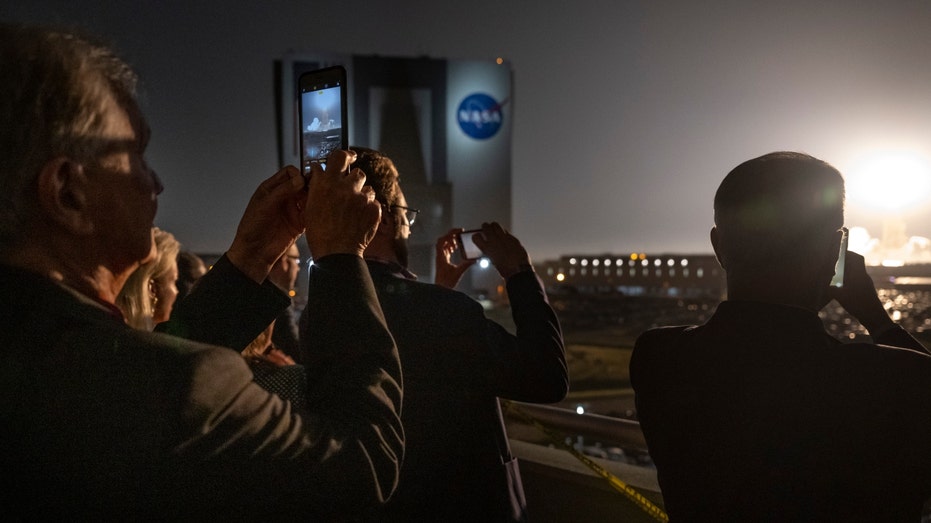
[225,249,273,284]
[501,263,534,280]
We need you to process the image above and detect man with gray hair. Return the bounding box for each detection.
[0,24,402,519]
[631,152,931,520]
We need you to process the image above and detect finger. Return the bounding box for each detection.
[255,165,299,195]
[361,185,377,204]
[348,167,367,192]
[324,149,357,175]
[482,221,506,238]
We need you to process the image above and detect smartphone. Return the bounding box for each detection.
[298,66,348,173]
[457,229,485,260]
[830,227,848,288]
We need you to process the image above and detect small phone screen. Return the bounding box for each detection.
[299,67,346,173]
[458,230,484,260]
[830,227,848,288]
[300,84,342,169]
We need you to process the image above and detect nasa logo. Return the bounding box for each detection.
[457,93,504,140]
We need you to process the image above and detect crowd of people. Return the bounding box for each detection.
[2,22,930,522]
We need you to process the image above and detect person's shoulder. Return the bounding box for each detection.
[374,274,480,310]
[630,325,699,380]
[635,324,698,350]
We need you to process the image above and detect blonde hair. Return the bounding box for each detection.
[116,227,180,330]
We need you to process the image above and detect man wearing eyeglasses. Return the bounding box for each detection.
[334,146,568,522]
[630,152,931,521]
[0,25,401,519]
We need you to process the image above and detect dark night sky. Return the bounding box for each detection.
[5,0,931,262]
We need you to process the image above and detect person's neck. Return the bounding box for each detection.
[725,276,824,312]
[2,242,133,305]
[363,236,401,267]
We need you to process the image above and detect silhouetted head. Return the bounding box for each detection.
[176,250,207,300]
[711,152,845,306]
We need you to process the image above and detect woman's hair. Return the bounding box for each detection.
[116,228,180,330]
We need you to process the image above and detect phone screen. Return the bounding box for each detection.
[830,227,848,288]
[298,66,348,173]
[458,229,484,260]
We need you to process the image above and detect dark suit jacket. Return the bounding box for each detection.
[0,254,402,519]
[361,261,568,522]
[630,300,931,522]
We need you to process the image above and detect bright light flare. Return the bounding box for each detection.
[846,150,931,212]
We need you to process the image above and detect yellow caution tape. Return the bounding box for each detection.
[503,400,669,522]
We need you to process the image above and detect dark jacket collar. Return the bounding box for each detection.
[364,257,418,281]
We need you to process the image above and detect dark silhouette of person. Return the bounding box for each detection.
[175,249,207,301]
[322,146,568,522]
[630,151,931,521]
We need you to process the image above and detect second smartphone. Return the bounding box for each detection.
[457,229,485,260]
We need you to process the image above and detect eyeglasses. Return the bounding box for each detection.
[385,204,420,226]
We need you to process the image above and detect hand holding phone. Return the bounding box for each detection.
[456,229,485,260]
[298,66,348,173]
[435,229,478,289]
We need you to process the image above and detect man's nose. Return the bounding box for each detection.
[151,167,164,195]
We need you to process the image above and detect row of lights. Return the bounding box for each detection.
[553,267,705,282]
[568,256,690,268]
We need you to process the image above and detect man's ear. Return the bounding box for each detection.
[710,226,727,270]
[373,207,395,238]
[36,157,94,235]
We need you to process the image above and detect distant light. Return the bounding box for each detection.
[846,150,931,212]
[848,226,872,254]
[630,253,638,260]
[882,259,905,267]
[479,258,491,269]
[576,405,585,415]
[580,259,589,267]
[496,57,504,65]
[569,257,577,265]
[680,259,688,267]
[288,290,296,297]
[556,273,566,282]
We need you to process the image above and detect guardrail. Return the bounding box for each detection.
[504,403,663,522]
[505,401,648,452]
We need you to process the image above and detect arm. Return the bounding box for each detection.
[165,153,403,512]
[157,255,290,350]
[158,165,306,347]
[828,250,928,354]
[473,223,568,402]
